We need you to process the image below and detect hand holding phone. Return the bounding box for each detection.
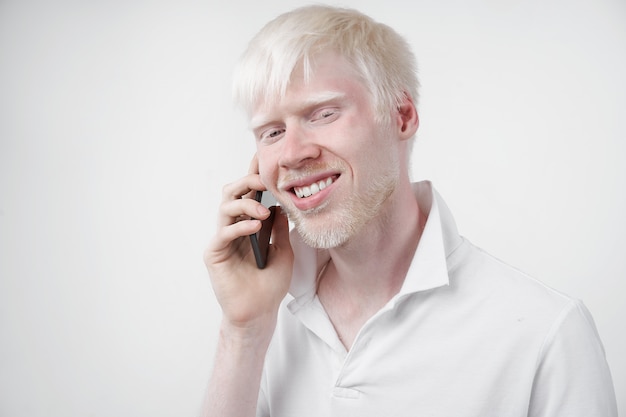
[249,191,278,269]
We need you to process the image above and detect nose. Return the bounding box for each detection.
[278,123,321,168]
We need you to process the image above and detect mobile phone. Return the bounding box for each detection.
[249,191,277,269]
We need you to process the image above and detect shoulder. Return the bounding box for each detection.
[450,239,576,316]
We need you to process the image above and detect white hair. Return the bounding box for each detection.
[232,5,419,128]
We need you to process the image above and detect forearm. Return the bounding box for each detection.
[202,320,274,417]
[202,169,293,416]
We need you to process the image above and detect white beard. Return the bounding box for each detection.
[285,162,399,249]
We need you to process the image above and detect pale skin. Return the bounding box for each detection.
[202,51,423,417]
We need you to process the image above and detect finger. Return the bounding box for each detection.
[221,174,265,202]
[243,155,261,200]
[218,197,270,228]
[217,219,261,246]
[206,219,261,263]
[248,153,259,175]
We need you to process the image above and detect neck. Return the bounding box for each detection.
[318,176,425,310]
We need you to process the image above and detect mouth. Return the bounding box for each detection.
[280,172,340,205]
[278,168,341,211]
[293,176,336,198]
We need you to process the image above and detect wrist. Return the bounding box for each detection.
[219,315,276,352]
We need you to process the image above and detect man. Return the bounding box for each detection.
[203,5,617,417]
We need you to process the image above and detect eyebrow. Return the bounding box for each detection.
[250,91,347,131]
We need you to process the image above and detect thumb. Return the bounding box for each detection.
[271,207,292,251]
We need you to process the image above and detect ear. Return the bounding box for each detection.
[395,93,419,140]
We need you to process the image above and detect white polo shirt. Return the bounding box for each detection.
[256,181,617,417]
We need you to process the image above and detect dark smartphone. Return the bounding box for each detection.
[249,191,277,269]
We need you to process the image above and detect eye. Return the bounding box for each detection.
[311,108,339,124]
[267,129,284,138]
[259,128,285,144]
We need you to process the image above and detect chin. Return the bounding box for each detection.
[291,209,359,249]
[297,226,351,249]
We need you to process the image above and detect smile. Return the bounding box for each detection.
[294,177,335,198]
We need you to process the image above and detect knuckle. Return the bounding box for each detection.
[221,181,237,199]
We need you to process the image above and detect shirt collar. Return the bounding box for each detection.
[287,181,463,302]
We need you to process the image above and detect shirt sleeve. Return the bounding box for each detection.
[528,299,617,416]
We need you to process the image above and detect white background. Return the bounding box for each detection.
[1,0,624,415]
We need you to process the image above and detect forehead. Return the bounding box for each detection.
[250,51,369,125]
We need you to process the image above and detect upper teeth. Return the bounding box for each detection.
[294,177,333,198]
